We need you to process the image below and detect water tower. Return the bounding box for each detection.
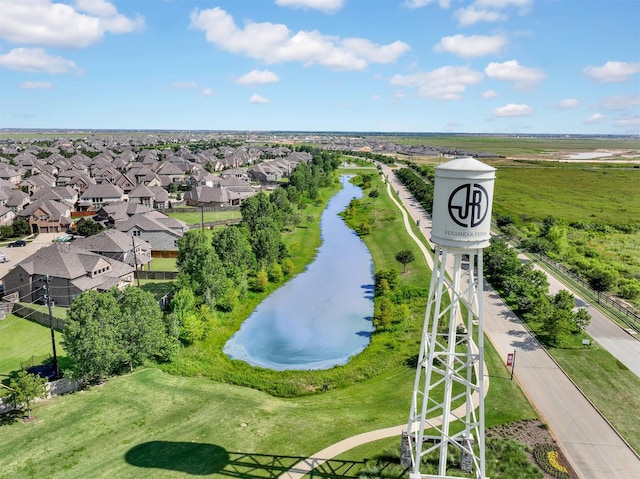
[404,157,495,479]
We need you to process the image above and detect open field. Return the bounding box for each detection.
[380,135,640,158]
[0,340,538,479]
[491,165,640,225]
[0,315,65,397]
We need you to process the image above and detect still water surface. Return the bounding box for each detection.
[223,177,374,370]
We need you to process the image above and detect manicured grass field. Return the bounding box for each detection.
[148,257,178,272]
[0,339,537,479]
[165,209,241,225]
[0,315,65,396]
[551,347,640,453]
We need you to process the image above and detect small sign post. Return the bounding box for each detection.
[507,351,516,380]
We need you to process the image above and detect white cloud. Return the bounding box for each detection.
[236,70,280,85]
[613,115,640,129]
[557,98,579,108]
[0,48,80,74]
[250,94,269,104]
[493,103,533,117]
[171,81,198,89]
[485,60,546,89]
[434,34,506,58]
[482,89,498,98]
[201,88,214,97]
[454,6,506,26]
[600,94,640,110]
[189,7,410,71]
[583,61,640,83]
[372,94,381,101]
[0,0,143,48]
[21,81,53,89]
[390,65,483,100]
[475,0,533,10]
[403,0,451,8]
[275,0,344,13]
[585,113,606,124]
[454,0,532,26]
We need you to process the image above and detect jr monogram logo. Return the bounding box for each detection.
[447,183,489,228]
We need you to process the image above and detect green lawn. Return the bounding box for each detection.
[551,347,640,453]
[166,209,241,225]
[0,338,539,479]
[148,257,178,271]
[0,315,65,396]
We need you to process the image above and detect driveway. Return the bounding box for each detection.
[0,233,62,282]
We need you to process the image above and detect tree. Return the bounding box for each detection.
[211,226,255,284]
[241,191,282,233]
[170,287,206,343]
[267,262,283,283]
[374,269,399,296]
[587,265,618,293]
[251,218,282,265]
[64,288,174,383]
[9,371,47,419]
[12,217,31,236]
[395,250,415,273]
[76,219,104,237]
[64,290,121,383]
[176,230,227,305]
[115,287,168,370]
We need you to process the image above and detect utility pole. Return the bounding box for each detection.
[132,236,140,287]
[45,275,59,379]
[201,204,205,233]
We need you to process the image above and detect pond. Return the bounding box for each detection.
[223,176,374,371]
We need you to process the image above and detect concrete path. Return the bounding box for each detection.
[280,167,640,478]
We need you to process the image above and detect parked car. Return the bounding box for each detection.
[8,240,27,247]
[0,253,10,262]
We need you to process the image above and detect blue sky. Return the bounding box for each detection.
[0,0,638,134]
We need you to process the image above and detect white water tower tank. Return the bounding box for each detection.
[431,157,496,249]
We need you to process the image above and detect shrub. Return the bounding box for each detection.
[267,262,283,283]
[253,269,269,292]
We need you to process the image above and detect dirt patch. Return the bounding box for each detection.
[487,419,577,479]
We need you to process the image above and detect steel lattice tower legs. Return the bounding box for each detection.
[406,245,487,479]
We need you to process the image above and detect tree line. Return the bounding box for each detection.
[60,149,341,384]
[484,238,590,346]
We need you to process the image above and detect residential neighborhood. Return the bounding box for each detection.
[0,133,317,304]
